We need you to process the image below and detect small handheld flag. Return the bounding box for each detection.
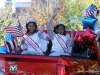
[5,20,24,37]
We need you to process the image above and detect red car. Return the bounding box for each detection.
[0,31,99,75]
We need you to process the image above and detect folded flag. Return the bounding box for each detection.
[5,20,24,37]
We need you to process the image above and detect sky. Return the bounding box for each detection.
[0,0,31,2]
[11,0,31,2]
[0,0,31,8]
[0,0,6,8]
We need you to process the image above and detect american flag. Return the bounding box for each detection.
[5,20,24,37]
[83,4,97,19]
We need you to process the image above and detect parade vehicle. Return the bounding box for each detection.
[0,31,100,75]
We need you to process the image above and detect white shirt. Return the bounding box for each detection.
[22,32,40,52]
[51,34,71,53]
[49,33,72,56]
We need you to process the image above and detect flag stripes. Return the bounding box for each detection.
[5,20,24,37]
